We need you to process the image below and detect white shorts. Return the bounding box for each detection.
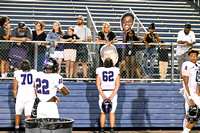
[64,49,77,62]
[50,51,64,59]
[15,99,35,116]
[99,91,117,113]
[184,90,200,115]
[37,102,59,118]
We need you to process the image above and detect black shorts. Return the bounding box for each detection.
[124,45,137,56]
[76,45,88,62]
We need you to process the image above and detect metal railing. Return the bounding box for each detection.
[1,40,200,83]
[194,0,200,7]
[129,8,148,36]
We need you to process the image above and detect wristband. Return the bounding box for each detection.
[188,96,192,100]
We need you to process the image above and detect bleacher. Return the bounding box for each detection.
[1,0,200,130]
[1,0,199,81]
[1,0,199,41]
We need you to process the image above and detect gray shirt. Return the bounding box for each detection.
[0,26,6,40]
[74,26,91,41]
[10,27,32,40]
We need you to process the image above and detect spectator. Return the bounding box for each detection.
[0,16,11,78]
[97,22,118,67]
[176,23,196,77]
[124,30,143,82]
[10,22,32,71]
[143,23,160,82]
[73,15,92,78]
[46,21,64,74]
[60,27,81,78]
[157,40,171,81]
[32,21,47,71]
[119,12,134,77]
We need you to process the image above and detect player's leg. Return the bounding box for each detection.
[182,121,198,133]
[15,100,24,129]
[24,99,35,119]
[183,100,189,129]
[109,113,115,133]
[100,113,106,133]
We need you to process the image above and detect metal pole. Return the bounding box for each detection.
[34,43,38,69]
[171,43,174,83]
[136,22,140,36]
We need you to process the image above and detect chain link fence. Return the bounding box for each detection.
[1,40,198,83]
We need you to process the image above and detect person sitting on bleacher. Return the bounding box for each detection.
[176,23,196,78]
[0,16,11,78]
[10,22,32,71]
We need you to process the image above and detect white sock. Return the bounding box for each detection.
[183,118,188,130]
[15,126,19,129]
[1,74,5,78]
[182,127,191,133]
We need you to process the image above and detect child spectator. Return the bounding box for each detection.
[157,40,171,80]
[60,27,81,78]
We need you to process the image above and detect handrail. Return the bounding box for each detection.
[86,6,98,34]
[129,8,147,33]
[1,40,200,46]
[194,0,200,7]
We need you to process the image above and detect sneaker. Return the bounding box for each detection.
[14,128,20,133]
[1,74,6,78]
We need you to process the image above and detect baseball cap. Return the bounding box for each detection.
[184,23,191,29]
[188,49,199,56]
[76,15,84,20]
[18,22,26,29]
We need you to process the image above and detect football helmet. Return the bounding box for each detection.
[187,105,200,123]
[102,99,112,114]
[43,57,59,73]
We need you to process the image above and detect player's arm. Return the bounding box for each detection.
[13,77,18,102]
[196,83,200,96]
[58,86,70,95]
[183,75,195,106]
[96,74,107,100]
[109,75,120,101]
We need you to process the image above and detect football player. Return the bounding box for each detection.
[181,49,200,133]
[35,57,69,118]
[13,60,37,131]
[96,57,120,133]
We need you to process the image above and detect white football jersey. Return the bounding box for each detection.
[96,67,119,90]
[14,69,37,101]
[182,61,199,93]
[35,72,64,102]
